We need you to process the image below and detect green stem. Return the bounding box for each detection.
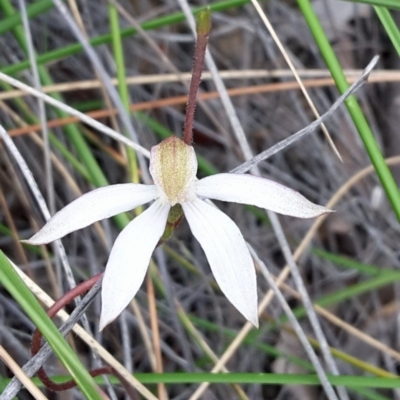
[298,0,400,221]
[108,3,138,183]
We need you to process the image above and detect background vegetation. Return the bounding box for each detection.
[1,0,400,399]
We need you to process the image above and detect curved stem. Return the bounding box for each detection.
[31,274,140,399]
[31,273,107,391]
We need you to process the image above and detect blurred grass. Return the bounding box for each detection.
[344,0,400,10]
[0,0,400,398]
[108,1,139,184]
[1,0,131,230]
[0,0,260,76]
[1,371,399,389]
[374,7,400,56]
[0,252,102,399]
[298,0,400,221]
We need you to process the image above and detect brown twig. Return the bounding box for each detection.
[6,76,377,140]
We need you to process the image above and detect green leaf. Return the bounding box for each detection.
[0,252,102,400]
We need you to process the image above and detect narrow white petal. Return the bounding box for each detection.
[196,173,332,218]
[25,184,158,245]
[182,199,258,327]
[99,200,170,330]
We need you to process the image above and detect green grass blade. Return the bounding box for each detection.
[1,0,259,76]
[0,0,54,35]
[0,252,102,399]
[102,372,400,387]
[108,3,139,183]
[260,250,400,333]
[351,388,391,400]
[3,370,400,389]
[4,375,390,399]
[1,0,129,229]
[374,7,400,55]
[285,270,400,325]
[344,0,400,10]
[26,372,400,388]
[297,0,400,221]
[0,374,7,393]
[313,249,400,278]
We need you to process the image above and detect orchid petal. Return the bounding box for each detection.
[182,198,258,327]
[196,173,332,218]
[99,199,170,330]
[25,184,158,245]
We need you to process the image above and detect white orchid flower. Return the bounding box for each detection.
[25,136,332,329]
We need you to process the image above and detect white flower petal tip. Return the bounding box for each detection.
[249,315,259,329]
[310,206,335,218]
[22,233,53,246]
[238,302,259,328]
[99,200,170,330]
[196,173,333,219]
[98,315,113,332]
[24,184,158,245]
[182,199,259,327]
[20,238,37,245]
[149,136,197,205]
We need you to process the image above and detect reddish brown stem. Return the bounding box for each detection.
[31,272,107,391]
[183,10,211,145]
[31,272,140,398]
[31,272,139,398]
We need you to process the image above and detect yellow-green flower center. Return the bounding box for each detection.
[149,137,198,206]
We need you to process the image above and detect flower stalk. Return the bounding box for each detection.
[183,8,211,145]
